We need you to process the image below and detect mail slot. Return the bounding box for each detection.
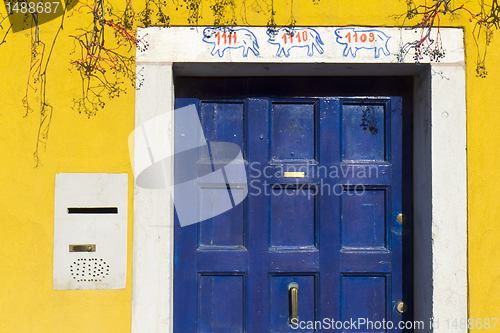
[284,171,305,178]
[69,244,96,252]
[53,173,128,290]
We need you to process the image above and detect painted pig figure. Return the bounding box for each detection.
[267,27,324,57]
[334,28,391,58]
[202,27,260,57]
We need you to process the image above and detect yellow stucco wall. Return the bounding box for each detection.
[0,0,498,331]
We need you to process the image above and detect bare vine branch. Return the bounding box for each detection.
[69,0,145,117]
[395,0,500,76]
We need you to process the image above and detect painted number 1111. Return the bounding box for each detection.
[215,32,237,45]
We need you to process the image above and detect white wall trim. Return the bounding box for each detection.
[132,26,467,333]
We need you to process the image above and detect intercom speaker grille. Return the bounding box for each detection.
[70,258,109,282]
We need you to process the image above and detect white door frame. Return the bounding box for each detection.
[131,26,467,333]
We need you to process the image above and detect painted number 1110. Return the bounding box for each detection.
[281,31,308,44]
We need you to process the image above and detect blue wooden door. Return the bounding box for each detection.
[174,78,412,333]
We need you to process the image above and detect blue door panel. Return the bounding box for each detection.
[270,187,316,248]
[199,188,245,247]
[341,102,388,162]
[341,275,388,332]
[341,189,387,249]
[200,101,245,159]
[174,80,412,332]
[271,102,316,161]
[199,275,245,333]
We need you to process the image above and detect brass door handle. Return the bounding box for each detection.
[288,282,299,324]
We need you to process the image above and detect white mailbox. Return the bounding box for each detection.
[53,173,128,290]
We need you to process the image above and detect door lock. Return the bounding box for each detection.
[396,301,407,313]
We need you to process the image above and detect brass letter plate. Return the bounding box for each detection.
[69,244,96,252]
[284,172,305,178]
